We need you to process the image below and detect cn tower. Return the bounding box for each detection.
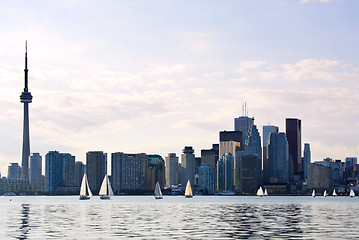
[20,41,32,179]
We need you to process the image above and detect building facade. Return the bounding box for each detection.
[86,151,107,194]
[165,153,179,186]
[45,151,64,194]
[217,153,234,192]
[8,163,22,179]
[181,146,196,188]
[198,163,215,194]
[147,154,165,190]
[286,118,302,181]
[30,153,43,191]
[111,152,148,193]
[75,161,85,187]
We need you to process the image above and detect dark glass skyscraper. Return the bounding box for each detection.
[20,42,32,179]
[86,151,107,193]
[286,118,302,179]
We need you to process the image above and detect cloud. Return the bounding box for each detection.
[176,32,211,52]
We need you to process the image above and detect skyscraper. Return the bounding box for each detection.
[147,154,165,190]
[75,161,85,187]
[198,163,215,194]
[303,143,311,180]
[234,116,254,148]
[216,153,234,192]
[86,151,107,193]
[165,153,179,186]
[286,118,302,180]
[45,151,63,194]
[30,153,42,191]
[8,163,22,179]
[262,125,279,183]
[20,42,33,179]
[266,132,289,184]
[111,152,148,193]
[181,146,196,188]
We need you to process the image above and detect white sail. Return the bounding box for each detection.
[332,189,337,197]
[80,173,92,199]
[185,180,193,198]
[264,188,268,196]
[323,190,327,197]
[312,189,315,197]
[99,175,113,199]
[350,189,355,197]
[257,186,263,197]
[154,182,163,199]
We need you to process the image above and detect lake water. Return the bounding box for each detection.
[0,195,358,239]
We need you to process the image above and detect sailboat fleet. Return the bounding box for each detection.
[79,173,357,199]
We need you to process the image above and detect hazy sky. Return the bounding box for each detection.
[0,0,358,175]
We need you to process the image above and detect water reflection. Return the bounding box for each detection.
[18,204,30,240]
[1,196,359,239]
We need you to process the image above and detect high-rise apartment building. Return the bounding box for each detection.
[75,161,85,187]
[165,153,179,186]
[111,152,148,193]
[8,163,22,179]
[286,118,302,180]
[245,124,262,160]
[266,132,289,184]
[147,154,165,190]
[62,153,75,187]
[198,163,215,194]
[181,146,196,188]
[86,151,107,194]
[45,151,63,194]
[30,153,43,191]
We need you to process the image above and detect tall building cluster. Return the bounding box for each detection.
[2,48,357,196]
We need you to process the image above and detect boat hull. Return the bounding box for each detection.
[155,196,163,199]
[100,195,111,200]
[185,195,193,198]
[79,195,91,200]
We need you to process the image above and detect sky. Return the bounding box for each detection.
[0,0,358,175]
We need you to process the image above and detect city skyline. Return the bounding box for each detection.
[0,1,359,175]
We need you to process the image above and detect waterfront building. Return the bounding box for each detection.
[262,125,279,182]
[8,163,22,179]
[216,153,234,191]
[30,153,43,191]
[198,163,215,194]
[75,161,85,187]
[286,118,302,182]
[20,42,33,179]
[307,163,332,193]
[111,152,148,193]
[237,153,262,194]
[181,146,196,189]
[314,158,344,187]
[62,153,75,187]
[45,151,63,194]
[303,143,311,180]
[147,154,165,190]
[0,178,34,195]
[165,153,179,186]
[86,151,107,194]
[266,132,289,184]
[234,116,254,149]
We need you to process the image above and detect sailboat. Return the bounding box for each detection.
[323,190,327,197]
[332,189,337,197]
[257,186,264,197]
[350,189,355,198]
[312,189,315,198]
[79,173,93,200]
[154,182,163,199]
[185,180,193,198]
[264,188,268,196]
[99,175,114,200]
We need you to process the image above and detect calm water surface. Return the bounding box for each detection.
[0,195,358,239]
